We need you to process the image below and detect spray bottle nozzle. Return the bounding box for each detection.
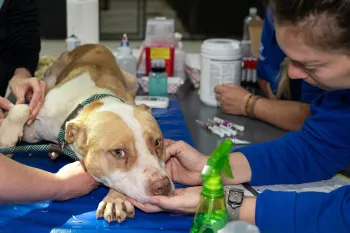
[200,139,233,198]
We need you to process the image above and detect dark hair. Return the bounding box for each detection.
[268,0,350,52]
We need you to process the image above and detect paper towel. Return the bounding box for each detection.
[66,0,99,44]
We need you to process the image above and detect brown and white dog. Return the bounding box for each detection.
[0,44,175,223]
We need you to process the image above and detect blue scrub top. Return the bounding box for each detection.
[257,8,324,103]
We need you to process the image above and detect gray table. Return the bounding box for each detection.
[175,81,286,155]
[175,80,350,177]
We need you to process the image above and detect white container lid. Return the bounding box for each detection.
[201,39,242,59]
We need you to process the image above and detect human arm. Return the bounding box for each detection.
[252,97,310,131]
[215,85,311,131]
[0,155,98,204]
[254,186,350,233]
[7,0,41,78]
[6,0,46,124]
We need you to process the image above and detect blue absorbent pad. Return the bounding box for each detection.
[0,98,195,233]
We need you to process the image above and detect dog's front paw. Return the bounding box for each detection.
[96,189,135,223]
[0,104,29,154]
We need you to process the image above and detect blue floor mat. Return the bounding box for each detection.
[0,98,195,233]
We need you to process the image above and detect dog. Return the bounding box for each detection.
[0,44,175,223]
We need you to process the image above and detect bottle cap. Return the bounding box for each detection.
[120,33,129,47]
[249,7,257,15]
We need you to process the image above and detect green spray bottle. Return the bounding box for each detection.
[190,139,234,233]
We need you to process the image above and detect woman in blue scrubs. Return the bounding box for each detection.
[215,7,324,131]
[129,1,350,232]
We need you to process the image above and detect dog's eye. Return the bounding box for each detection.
[114,149,125,158]
[154,139,162,148]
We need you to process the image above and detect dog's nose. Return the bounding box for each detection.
[150,177,172,196]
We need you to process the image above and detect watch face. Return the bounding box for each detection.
[228,189,244,205]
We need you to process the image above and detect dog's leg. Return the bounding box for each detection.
[96,189,135,223]
[121,69,139,99]
[42,51,71,89]
[0,104,30,157]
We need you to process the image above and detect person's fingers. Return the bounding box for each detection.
[215,93,221,101]
[126,197,163,213]
[27,97,44,125]
[27,79,42,111]
[163,138,175,147]
[26,91,33,101]
[14,86,26,105]
[0,109,4,124]
[149,189,193,213]
[214,85,222,94]
[164,140,185,161]
[42,81,49,95]
[0,97,14,110]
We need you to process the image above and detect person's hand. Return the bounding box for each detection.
[215,84,251,115]
[164,139,208,186]
[126,186,202,214]
[55,161,99,201]
[0,97,14,124]
[9,75,48,125]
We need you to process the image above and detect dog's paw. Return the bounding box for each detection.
[0,104,29,150]
[96,190,135,223]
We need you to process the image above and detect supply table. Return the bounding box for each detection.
[175,80,287,155]
[1,81,349,232]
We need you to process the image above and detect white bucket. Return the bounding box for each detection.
[200,39,242,106]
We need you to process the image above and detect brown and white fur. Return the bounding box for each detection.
[0,44,175,223]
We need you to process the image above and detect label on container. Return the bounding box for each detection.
[207,59,241,97]
[150,48,170,60]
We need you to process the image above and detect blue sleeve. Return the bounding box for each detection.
[256,186,350,233]
[257,9,286,93]
[235,90,350,185]
[301,80,325,104]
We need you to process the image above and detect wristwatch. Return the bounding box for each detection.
[226,188,244,221]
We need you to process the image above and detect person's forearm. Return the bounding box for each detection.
[222,152,252,185]
[0,155,62,203]
[253,98,310,131]
[239,196,256,224]
[13,68,32,78]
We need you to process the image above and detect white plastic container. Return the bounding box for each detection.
[200,39,242,106]
[219,221,260,233]
[66,0,99,44]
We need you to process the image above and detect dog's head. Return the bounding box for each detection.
[64,98,174,203]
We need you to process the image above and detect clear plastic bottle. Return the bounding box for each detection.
[116,33,137,76]
[148,59,168,97]
[242,7,261,41]
[242,7,262,57]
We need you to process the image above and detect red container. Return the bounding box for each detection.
[144,46,175,77]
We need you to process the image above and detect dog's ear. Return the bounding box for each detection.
[65,119,87,147]
[137,104,152,113]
